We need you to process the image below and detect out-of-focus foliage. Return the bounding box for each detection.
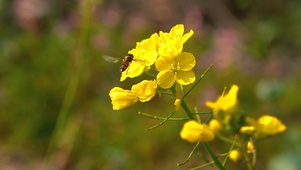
[0,0,301,169]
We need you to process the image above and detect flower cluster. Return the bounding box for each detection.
[109,80,157,110]
[180,84,286,143]
[110,24,196,110]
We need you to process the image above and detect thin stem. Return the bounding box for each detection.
[203,142,225,170]
[170,84,194,120]
[181,100,194,120]
[182,64,213,99]
[189,161,215,170]
[177,141,201,166]
[223,135,238,166]
[145,111,176,131]
[138,112,189,121]
[191,111,213,115]
[239,137,255,170]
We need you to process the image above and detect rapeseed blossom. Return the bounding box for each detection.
[158,24,194,57]
[180,120,215,143]
[205,84,239,114]
[120,33,159,81]
[229,150,242,163]
[240,115,287,138]
[209,119,222,133]
[156,52,196,88]
[131,79,157,102]
[109,87,138,110]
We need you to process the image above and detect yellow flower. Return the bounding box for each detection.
[205,84,239,113]
[247,141,255,153]
[174,91,182,111]
[257,115,287,135]
[209,119,222,133]
[156,52,196,89]
[243,115,287,138]
[229,150,242,163]
[131,80,157,102]
[180,120,215,143]
[120,33,159,81]
[109,87,138,110]
[240,126,255,134]
[158,24,194,57]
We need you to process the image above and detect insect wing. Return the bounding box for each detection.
[102,55,120,63]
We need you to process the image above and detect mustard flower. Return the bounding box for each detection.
[109,87,138,110]
[120,33,159,81]
[247,141,255,153]
[174,91,182,111]
[229,150,242,163]
[257,115,287,135]
[156,52,196,89]
[209,119,222,133]
[241,115,287,138]
[240,126,255,134]
[131,80,157,102]
[158,24,194,57]
[180,120,215,143]
[205,84,239,113]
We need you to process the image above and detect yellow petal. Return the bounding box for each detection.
[109,87,138,110]
[205,84,239,113]
[240,126,255,134]
[156,70,175,89]
[175,70,196,85]
[180,120,215,143]
[131,80,157,102]
[169,24,184,38]
[181,30,194,44]
[209,119,222,133]
[127,61,145,78]
[155,55,173,71]
[257,115,287,135]
[176,52,196,71]
[174,91,182,111]
[229,150,242,163]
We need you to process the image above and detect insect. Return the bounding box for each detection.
[102,54,134,72]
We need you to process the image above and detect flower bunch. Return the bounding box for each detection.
[109,24,287,170]
[110,24,196,110]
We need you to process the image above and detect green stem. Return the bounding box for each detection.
[182,64,213,99]
[203,142,225,170]
[191,111,213,115]
[189,162,215,170]
[177,141,201,166]
[181,100,194,120]
[145,111,176,131]
[138,112,189,121]
[238,137,255,170]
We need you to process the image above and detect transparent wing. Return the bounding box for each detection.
[102,55,120,63]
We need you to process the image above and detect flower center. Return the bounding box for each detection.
[171,62,181,72]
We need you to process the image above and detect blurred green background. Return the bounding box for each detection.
[1,0,301,169]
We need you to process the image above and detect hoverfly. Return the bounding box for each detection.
[103,54,134,72]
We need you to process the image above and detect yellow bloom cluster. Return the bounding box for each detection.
[180,84,287,143]
[110,24,196,110]
[109,80,157,110]
[120,24,195,87]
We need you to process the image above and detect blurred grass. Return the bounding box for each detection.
[1,0,301,169]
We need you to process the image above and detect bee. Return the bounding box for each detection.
[119,54,134,72]
[102,54,134,72]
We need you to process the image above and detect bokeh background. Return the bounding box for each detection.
[1,0,301,169]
